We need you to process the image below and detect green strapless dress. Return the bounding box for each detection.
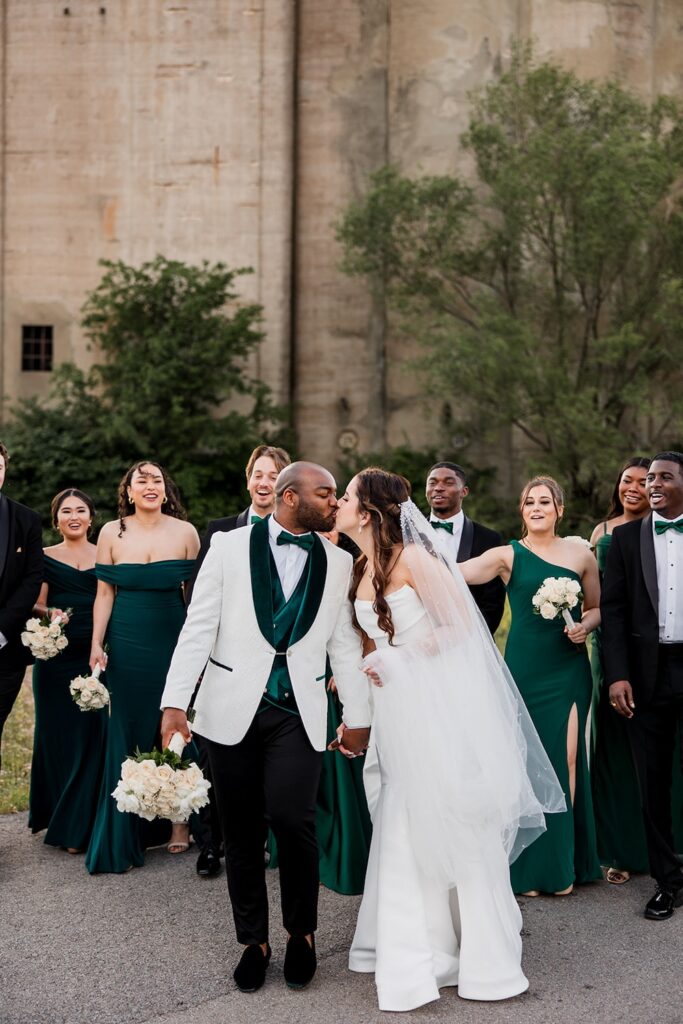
[28,557,105,850]
[590,531,683,870]
[505,541,601,893]
[266,685,372,895]
[85,559,194,875]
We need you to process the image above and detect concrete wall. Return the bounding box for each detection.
[2,0,683,471]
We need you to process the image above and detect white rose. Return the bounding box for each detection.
[26,618,41,631]
[540,602,557,620]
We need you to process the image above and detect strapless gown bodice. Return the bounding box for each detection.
[355,585,431,646]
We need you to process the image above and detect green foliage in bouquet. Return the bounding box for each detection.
[131,746,192,771]
[337,44,683,529]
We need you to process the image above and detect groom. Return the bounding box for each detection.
[161,462,370,991]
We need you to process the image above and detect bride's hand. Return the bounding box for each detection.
[363,664,383,687]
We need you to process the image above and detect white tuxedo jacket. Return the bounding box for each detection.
[161,523,371,751]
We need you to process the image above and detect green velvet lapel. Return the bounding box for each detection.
[290,533,327,646]
[249,515,275,646]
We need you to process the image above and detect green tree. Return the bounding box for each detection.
[5,257,290,532]
[337,48,683,529]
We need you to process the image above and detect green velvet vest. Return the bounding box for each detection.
[249,515,328,716]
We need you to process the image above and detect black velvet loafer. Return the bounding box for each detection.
[644,886,683,921]
[233,943,271,992]
[283,935,317,989]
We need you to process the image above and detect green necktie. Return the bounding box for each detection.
[276,531,315,551]
[432,520,454,535]
[251,515,262,524]
[654,519,683,535]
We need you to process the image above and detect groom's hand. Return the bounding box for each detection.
[161,707,192,749]
[337,725,370,757]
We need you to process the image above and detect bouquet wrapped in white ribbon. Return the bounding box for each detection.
[21,608,72,660]
[111,732,210,823]
[532,576,583,629]
[69,663,110,712]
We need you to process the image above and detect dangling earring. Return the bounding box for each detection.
[358,520,364,533]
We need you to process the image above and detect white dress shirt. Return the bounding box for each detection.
[429,509,465,559]
[268,515,311,601]
[652,512,683,642]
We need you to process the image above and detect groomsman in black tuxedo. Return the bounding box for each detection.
[602,452,683,920]
[426,462,506,635]
[0,442,43,768]
[189,444,291,879]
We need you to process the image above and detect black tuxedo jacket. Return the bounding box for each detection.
[601,514,662,706]
[186,507,250,602]
[0,496,44,670]
[456,516,506,636]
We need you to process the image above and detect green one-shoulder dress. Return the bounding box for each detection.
[505,541,601,893]
[590,530,683,870]
[85,560,194,875]
[28,557,105,850]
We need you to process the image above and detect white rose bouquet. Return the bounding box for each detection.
[532,576,583,630]
[69,663,110,713]
[563,535,592,550]
[111,732,210,823]
[21,608,72,661]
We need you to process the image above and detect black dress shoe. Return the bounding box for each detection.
[644,886,683,921]
[196,847,222,878]
[283,935,317,989]
[233,943,271,992]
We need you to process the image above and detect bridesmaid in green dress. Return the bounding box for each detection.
[85,461,199,875]
[461,476,602,895]
[28,488,103,852]
[589,458,683,882]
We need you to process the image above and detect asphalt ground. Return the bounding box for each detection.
[1,812,680,1024]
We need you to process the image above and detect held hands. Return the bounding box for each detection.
[327,723,370,759]
[363,664,383,687]
[160,707,192,749]
[608,681,635,719]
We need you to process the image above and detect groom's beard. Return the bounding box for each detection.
[295,500,337,534]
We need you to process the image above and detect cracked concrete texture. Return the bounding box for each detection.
[1,811,681,1024]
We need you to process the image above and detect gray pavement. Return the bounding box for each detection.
[1,811,680,1024]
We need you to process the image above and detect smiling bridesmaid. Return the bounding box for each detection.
[461,476,602,895]
[28,488,103,853]
[85,461,199,875]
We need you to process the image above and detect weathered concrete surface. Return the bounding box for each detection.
[0,811,680,1024]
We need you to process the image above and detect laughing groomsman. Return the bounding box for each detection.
[425,462,506,635]
[602,451,683,920]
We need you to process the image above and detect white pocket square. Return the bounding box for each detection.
[15,546,22,553]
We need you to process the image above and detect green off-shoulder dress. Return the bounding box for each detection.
[28,556,105,850]
[590,530,683,870]
[505,541,601,893]
[85,560,194,875]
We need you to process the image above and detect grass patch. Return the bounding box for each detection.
[0,674,34,814]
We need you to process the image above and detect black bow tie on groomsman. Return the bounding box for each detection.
[431,520,454,534]
[276,531,315,551]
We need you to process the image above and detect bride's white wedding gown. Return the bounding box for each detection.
[350,585,529,1012]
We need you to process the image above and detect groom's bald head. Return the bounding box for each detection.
[275,462,338,532]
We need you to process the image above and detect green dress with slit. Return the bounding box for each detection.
[28,557,105,850]
[85,559,195,875]
[590,530,683,870]
[505,541,601,893]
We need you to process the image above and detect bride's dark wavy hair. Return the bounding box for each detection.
[349,467,411,646]
[117,460,187,537]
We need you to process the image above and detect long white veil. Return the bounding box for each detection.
[362,499,565,888]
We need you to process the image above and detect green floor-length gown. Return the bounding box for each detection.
[85,560,194,875]
[267,686,372,895]
[590,530,683,870]
[28,557,105,850]
[505,541,601,893]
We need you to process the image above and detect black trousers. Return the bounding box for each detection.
[191,734,223,854]
[203,705,323,945]
[0,666,26,771]
[628,644,683,891]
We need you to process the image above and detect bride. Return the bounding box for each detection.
[334,468,565,1013]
